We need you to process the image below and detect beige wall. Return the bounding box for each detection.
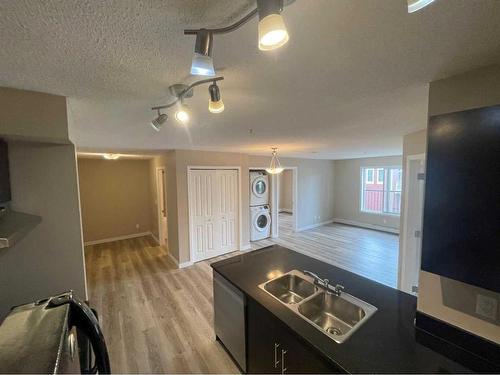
[410,64,500,343]
[278,170,293,212]
[77,158,153,243]
[0,142,87,319]
[0,87,69,143]
[152,150,335,264]
[333,156,402,231]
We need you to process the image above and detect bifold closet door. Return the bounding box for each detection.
[190,170,220,261]
[216,170,238,254]
[189,169,238,261]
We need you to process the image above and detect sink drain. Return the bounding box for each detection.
[326,327,342,336]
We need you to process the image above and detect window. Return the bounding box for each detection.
[361,167,402,215]
[365,168,374,183]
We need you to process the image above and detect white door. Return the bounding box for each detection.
[216,170,238,253]
[156,168,168,245]
[401,155,426,295]
[190,170,220,261]
[189,169,239,262]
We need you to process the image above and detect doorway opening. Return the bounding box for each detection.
[156,167,168,246]
[275,167,298,237]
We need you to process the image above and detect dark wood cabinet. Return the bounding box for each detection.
[247,298,343,374]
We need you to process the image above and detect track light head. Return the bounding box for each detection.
[151,111,168,131]
[208,82,224,113]
[175,104,190,124]
[257,0,289,51]
[191,29,215,76]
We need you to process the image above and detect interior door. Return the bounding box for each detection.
[216,170,238,254]
[156,168,168,245]
[401,156,426,295]
[190,170,220,261]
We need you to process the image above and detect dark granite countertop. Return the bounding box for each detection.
[211,245,476,374]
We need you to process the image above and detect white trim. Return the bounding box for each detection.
[279,209,293,214]
[273,166,299,238]
[398,153,426,292]
[240,243,252,251]
[333,218,399,234]
[84,231,152,246]
[151,232,159,244]
[187,166,242,264]
[155,166,168,246]
[167,251,179,266]
[296,219,334,232]
[179,261,194,268]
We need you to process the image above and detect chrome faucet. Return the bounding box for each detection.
[303,270,344,296]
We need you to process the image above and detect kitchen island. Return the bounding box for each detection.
[211,245,493,373]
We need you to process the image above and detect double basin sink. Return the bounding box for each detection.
[258,270,377,344]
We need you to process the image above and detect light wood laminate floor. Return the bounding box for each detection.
[253,213,399,288]
[85,218,398,373]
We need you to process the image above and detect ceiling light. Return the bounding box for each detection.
[407,0,436,13]
[208,81,224,113]
[103,153,120,160]
[151,110,168,131]
[190,30,215,76]
[175,105,190,124]
[266,148,284,174]
[257,0,289,51]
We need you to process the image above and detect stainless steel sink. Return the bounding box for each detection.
[258,270,377,344]
[263,271,317,304]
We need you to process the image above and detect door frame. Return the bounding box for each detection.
[398,153,426,293]
[155,166,168,246]
[187,166,242,263]
[275,167,298,237]
[249,166,299,239]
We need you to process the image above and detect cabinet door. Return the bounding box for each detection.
[247,299,343,374]
[247,299,281,374]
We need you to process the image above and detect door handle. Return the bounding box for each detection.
[281,349,287,374]
[274,343,280,368]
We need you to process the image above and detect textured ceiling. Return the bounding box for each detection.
[2,0,500,159]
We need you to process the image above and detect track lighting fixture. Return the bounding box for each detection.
[151,109,168,131]
[407,0,436,13]
[266,148,284,174]
[208,81,224,114]
[184,0,292,75]
[149,77,223,129]
[191,29,215,76]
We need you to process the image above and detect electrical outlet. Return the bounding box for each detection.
[475,294,498,320]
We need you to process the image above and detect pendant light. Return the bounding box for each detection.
[208,81,224,113]
[257,0,289,51]
[407,0,436,13]
[266,148,284,174]
[190,29,216,76]
[103,153,120,160]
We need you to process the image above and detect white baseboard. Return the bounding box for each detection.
[84,231,153,246]
[179,260,194,268]
[296,219,334,232]
[279,209,293,214]
[240,243,252,251]
[333,218,399,234]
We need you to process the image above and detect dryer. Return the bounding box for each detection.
[250,205,271,241]
[250,171,269,206]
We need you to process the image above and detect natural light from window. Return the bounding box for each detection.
[361,167,402,215]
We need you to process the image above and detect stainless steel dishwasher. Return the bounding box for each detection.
[213,271,246,372]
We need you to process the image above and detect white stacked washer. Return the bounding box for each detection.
[250,171,271,241]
